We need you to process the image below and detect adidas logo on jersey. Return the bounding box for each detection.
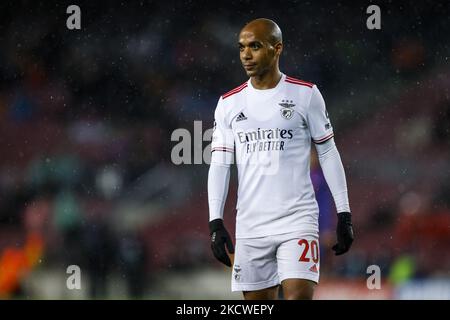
[236,112,247,122]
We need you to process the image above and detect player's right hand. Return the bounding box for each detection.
[209,219,235,267]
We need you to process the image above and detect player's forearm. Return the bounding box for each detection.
[315,138,350,213]
[208,163,231,221]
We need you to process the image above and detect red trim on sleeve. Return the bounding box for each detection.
[313,132,334,144]
[222,82,248,99]
[285,76,314,88]
[212,147,234,153]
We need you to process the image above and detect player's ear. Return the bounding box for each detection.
[274,42,283,57]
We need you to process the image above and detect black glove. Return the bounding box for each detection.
[209,219,234,267]
[332,212,354,256]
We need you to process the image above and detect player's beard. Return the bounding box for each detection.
[244,64,271,79]
[245,69,257,77]
[243,64,258,77]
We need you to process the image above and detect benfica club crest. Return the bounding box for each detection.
[279,99,295,120]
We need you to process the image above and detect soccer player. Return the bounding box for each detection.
[207,18,354,300]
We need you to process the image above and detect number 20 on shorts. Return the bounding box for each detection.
[298,239,319,263]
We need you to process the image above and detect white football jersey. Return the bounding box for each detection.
[211,74,334,239]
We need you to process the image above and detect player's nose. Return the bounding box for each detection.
[241,47,252,60]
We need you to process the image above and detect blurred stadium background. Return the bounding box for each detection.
[0,1,449,299]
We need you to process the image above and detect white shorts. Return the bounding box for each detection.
[231,231,320,292]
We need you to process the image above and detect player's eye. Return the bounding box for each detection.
[238,44,244,51]
[251,43,261,50]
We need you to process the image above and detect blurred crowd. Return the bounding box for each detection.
[0,1,449,298]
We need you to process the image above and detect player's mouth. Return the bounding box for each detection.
[243,63,256,70]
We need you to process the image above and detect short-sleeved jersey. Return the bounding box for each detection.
[211,74,334,239]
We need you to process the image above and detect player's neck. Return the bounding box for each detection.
[250,68,282,90]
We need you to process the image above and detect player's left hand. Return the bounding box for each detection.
[332,212,354,255]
